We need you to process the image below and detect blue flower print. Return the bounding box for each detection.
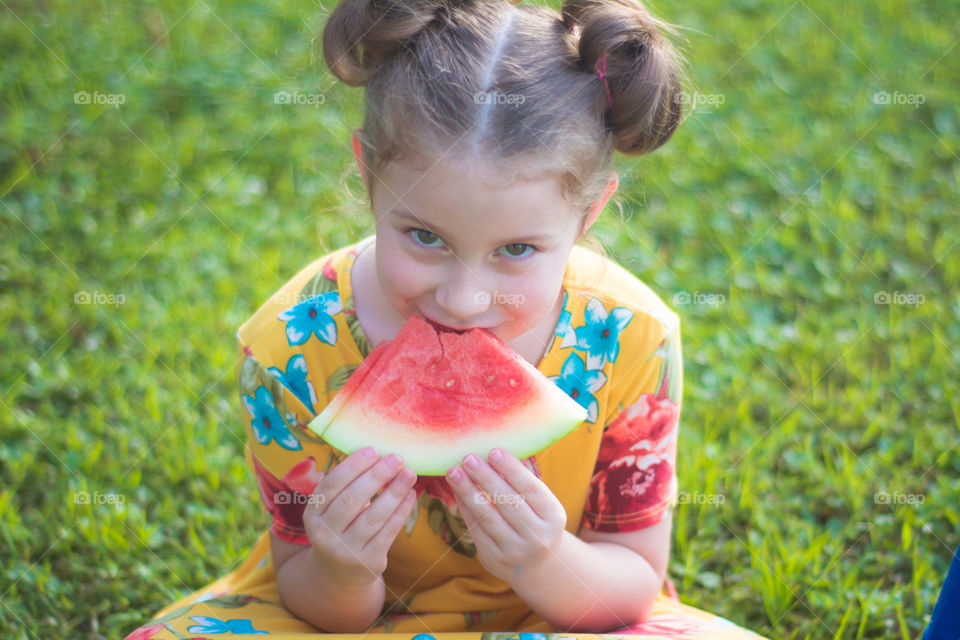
[496,634,550,640]
[242,385,302,450]
[549,352,606,423]
[554,290,572,338]
[267,354,317,414]
[277,292,342,347]
[560,297,633,369]
[186,615,268,634]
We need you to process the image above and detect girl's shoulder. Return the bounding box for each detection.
[563,244,680,343]
[558,245,683,421]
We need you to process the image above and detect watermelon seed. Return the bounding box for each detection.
[508,378,516,387]
[446,378,455,388]
[485,374,495,384]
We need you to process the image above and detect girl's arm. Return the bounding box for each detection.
[271,532,386,632]
[509,513,672,632]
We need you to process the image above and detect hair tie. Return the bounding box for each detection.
[595,52,612,108]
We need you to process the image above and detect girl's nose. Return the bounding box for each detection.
[434,262,493,321]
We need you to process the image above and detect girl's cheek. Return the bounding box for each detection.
[382,262,432,301]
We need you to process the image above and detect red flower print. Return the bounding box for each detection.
[123,624,164,640]
[414,475,457,511]
[283,456,324,494]
[598,393,678,466]
[583,393,679,531]
[585,454,674,528]
[252,455,323,544]
[322,258,337,282]
[610,614,707,636]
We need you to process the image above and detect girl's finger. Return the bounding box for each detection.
[310,447,380,518]
[448,467,513,548]
[324,454,408,535]
[453,490,501,556]
[364,488,418,557]
[347,467,417,546]
[487,449,559,522]
[460,453,535,537]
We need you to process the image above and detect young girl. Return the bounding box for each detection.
[126,0,769,638]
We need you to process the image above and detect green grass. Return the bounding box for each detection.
[1,0,957,638]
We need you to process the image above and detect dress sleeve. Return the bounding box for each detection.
[579,317,682,533]
[235,335,338,546]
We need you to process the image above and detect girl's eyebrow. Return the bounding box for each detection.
[390,209,555,245]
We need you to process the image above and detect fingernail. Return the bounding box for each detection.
[362,447,377,461]
[447,468,463,482]
[464,455,479,470]
[489,448,504,463]
[387,453,403,469]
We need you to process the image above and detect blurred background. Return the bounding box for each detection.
[1,0,957,638]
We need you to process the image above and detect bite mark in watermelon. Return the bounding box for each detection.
[308,314,587,475]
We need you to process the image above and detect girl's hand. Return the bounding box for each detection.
[303,446,419,587]
[445,448,566,585]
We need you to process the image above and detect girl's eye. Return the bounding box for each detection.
[410,229,444,248]
[408,229,536,259]
[500,243,535,259]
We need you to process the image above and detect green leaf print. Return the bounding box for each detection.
[299,267,339,301]
[237,351,261,399]
[345,312,372,357]
[202,594,283,609]
[654,334,682,405]
[321,449,345,473]
[326,363,359,392]
[148,604,194,627]
[425,497,477,557]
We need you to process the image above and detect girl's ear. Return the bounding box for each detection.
[352,128,369,191]
[578,172,619,240]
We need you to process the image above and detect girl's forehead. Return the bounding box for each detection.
[385,153,560,189]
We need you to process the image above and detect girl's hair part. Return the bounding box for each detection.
[321,0,689,253]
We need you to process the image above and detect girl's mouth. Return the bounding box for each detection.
[422,316,490,335]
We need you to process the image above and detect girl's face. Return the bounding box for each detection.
[366,153,587,346]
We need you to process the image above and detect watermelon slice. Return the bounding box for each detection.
[308,314,587,475]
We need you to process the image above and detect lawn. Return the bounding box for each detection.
[1,0,957,638]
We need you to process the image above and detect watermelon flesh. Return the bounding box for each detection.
[308,314,587,475]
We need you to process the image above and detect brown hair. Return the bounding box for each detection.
[321,0,689,252]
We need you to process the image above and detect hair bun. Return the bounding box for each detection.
[323,0,451,87]
[562,0,686,155]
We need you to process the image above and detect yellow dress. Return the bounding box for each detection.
[125,235,768,640]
